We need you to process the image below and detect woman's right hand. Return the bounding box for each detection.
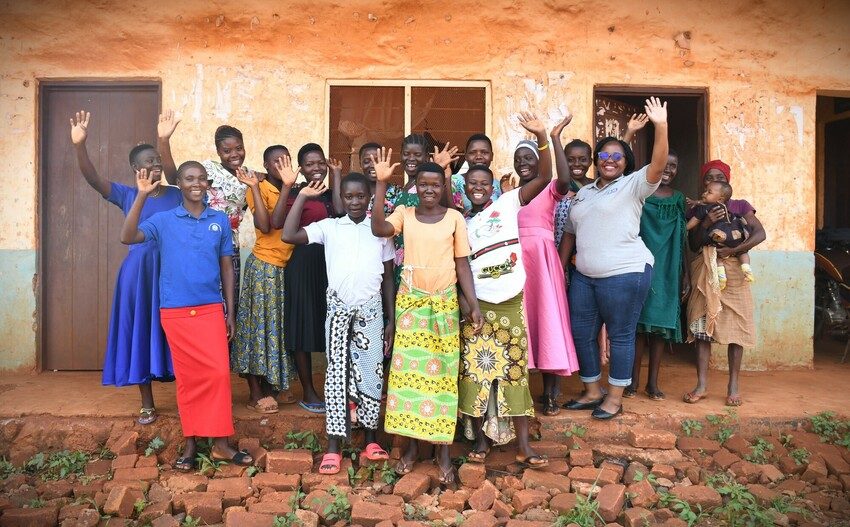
[70,111,90,145]
[235,166,259,187]
[299,180,327,198]
[701,205,726,228]
[273,155,300,187]
[372,147,400,182]
[550,108,573,138]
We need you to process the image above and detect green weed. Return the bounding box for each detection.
[555,494,603,527]
[0,458,17,479]
[706,408,738,444]
[284,431,323,454]
[323,486,351,523]
[790,447,810,465]
[144,436,165,457]
[632,470,658,485]
[681,419,703,437]
[710,474,774,527]
[182,515,201,527]
[659,492,704,527]
[745,438,775,464]
[26,498,45,509]
[564,424,587,439]
[133,498,147,516]
[380,461,399,485]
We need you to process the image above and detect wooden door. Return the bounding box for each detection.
[594,95,647,169]
[824,118,850,228]
[40,82,160,370]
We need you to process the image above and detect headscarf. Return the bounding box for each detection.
[514,140,539,159]
[700,159,731,182]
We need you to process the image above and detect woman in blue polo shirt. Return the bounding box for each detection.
[121,161,252,470]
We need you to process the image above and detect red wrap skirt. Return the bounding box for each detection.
[160,303,234,437]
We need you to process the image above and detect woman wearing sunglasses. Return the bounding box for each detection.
[557,97,669,419]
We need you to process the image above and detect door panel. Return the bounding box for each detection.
[40,82,160,370]
[594,95,647,169]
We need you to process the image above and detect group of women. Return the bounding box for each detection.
[71,94,764,478]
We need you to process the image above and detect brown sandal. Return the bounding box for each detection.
[726,394,743,406]
[247,396,279,414]
[682,391,705,404]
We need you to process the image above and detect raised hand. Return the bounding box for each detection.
[300,179,327,198]
[432,142,460,170]
[273,155,300,187]
[500,173,518,193]
[135,168,160,195]
[235,166,259,187]
[371,147,400,182]
[327,157,343,175]
[627,113,649,133]
[550,108,573,137]
[644,97,668,125]
[70,111,90,145]
[517,111,546,137]
[157,110,181,139]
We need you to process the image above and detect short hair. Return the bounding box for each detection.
[297,143,325,165]
[564,139,592,156]
[214,125,243,147]
[465,133,492,150]
[176,160,206,180]
[341,172,371,194]
[463,164,494,183]
[402,134,430,151]
[415,161,444,177]
[712,181,733,201]
[358,142,382,158]
[263,144,289,164]
[668,148,679,159]
[593,137,636,175]
[128,143,156,165]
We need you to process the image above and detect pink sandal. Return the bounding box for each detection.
[360,442,389,462]
[319,452,342,475]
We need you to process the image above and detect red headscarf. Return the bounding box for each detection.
[700,159,731,182]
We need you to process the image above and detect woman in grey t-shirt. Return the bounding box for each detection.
[558,97,670,420]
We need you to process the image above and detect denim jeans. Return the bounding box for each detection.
[568,264,652,387]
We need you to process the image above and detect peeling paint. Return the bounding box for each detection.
[789,105,804,146]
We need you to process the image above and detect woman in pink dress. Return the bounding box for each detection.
[516,114,580,416]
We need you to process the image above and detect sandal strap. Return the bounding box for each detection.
[140,407,156,414]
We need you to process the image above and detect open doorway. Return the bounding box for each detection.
[593,86,707,202]
[814,94,850,362]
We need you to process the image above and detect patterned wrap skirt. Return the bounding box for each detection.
[231,253,291,391]
[459,293,533,445]
[324,290,385,440]
[384,284,460,443]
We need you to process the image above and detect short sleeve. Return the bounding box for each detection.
[386,205,406,236]
[381,238,395,262]
[304,218,330,245]
[219,217,234,256]
[629,165,659,199]
[450,174,466,210]
[452,212,471,258]
[730,199,756,217]
[693,205,708,221]
[563,207,576,235]
[106,182,134,211]
[138,213,161,242]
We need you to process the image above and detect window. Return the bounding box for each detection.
[327,81,490,179]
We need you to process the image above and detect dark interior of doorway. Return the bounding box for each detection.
[593,87,707,202]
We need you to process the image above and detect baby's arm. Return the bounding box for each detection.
[685,216,701,230]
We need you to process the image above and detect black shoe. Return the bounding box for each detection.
[562,398,604,410]
[591,405,623,420]
[542,397,561,416]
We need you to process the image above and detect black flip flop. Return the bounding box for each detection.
[174,456,196,472]
[213,449,254,466]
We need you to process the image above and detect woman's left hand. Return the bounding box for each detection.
[717,247,736,259]
[226,313,236,341]
[383,323,395,358]
[328,157,343,176]
[469,307,484,333]
[432,142,460,170]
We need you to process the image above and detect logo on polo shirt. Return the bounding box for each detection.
[209,223,221,232]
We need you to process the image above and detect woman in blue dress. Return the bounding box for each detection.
[71,111,183,424]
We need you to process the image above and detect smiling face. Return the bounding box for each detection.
[661,154,679,186]
[301,151,328,182]
[415,170,444,207]
[341,179,370,221]
[464,168,494,206]
[513,147,538,183]
[465,139,493,168]
[360,148,379,182]
[402,143,426,177]
[263,147,290,182]
[131,148,163,181]
[216,137,245,171]
[566,145,592,181]
[596,141,627,181]
[703,168,728,188]
[177,165,209,203]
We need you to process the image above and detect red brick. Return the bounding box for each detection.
[0,506,59,527]
[531,440,570,458]
[439,489,468,511]
[463,511,499,527]
[111,466,159,482]
[658,519,686,527]
[223,509,275,527]
[650,464,676,480]
[541,458,571,475]
[746,484,780,506]
[238,438,269,468]
[549,492,578,514]
[136,455,158,468]
[627,478,658,508]
[623,507,657,527]
[300,470,350,493]
[832,496,850,512]
[805,490,831,510]
[712,448,741,469]
[103,479,149,494]
[628,429,677,450]
[147,482,172,504]
[840,473,850,491]
[723,435,752,458]
[593,443,685,467]
[302,489,332,521]
[776,478,807,494]
[137,500,173,525]
[103,485,144,518]
[596,483,625,522]
[107,431,139,456]
[458,462,487,488]
[393,471,431,500]
[58,502,91,521]
[375,494,404,507]
[624,462,650,484]
[184,492,223,524]
[252,472,299,491]
[504,521,550,527]
[521,470,571,492]
[491,498,513,518]
[568,448,594,467]
[265,449,313,474]
[568,466,620,486]
[75,508,102,527]
[111,454,139,470]
[151,514,180,527]
[247,500,292,515]
[758,463,785,483]
[207,477,253,507]
[670,485,722,509]
[468,480,497,511]
[676,437,721,454]
[821,451,850,475]
[295,509,320,527]
[38,480,72,500]
[84,459,112,477]
[599,461,625,480]
[351,500,403,527]
[801,460,828,482]
[730,460,761,482]
[166,473,209,493]
[511,489,548,513]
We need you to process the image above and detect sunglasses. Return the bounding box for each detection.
[597,152,625,162]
